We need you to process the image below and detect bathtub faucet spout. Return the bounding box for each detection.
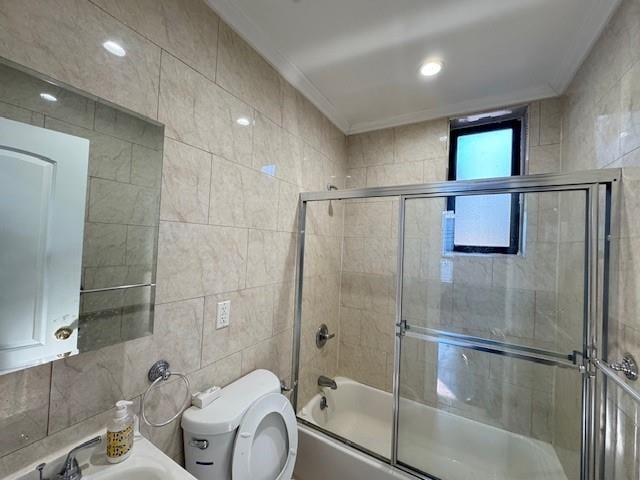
[318,375,337,390]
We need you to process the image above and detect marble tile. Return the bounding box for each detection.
[125,226,156,266]
[451,256,493,287]
[528,101,541,146]
[621,62,640,156]
[217,21,282,124]
[159,52,253,166]
[595,83,623,167]
[529,144,561,174]
[83,265,152,290]
[539,97,563,146]
[131,144,163,188]
[45,118,132,183]
[209,156,279,229]
[92,0,219,81]
[202,286,274,366]
[492,242,558,292]
[88,178,159,226]
[48,297,203,433]
[245,230,296,288]
[0,0,161,119]
[300,143,333,191]
[304,234,342,278]
[94,103,164,150]
[0,63,94,128]
[82,223,127,267]
[189,352,243,394]
[276,181,301,233]
[347,129,394,167]
[159,138,211,224]
[342,236,396,275]
[241,329,293,380]
[306,200,344,237]
[273,281,295,335]
[253,112,303,185]
[343,200,393,237]
[394,119,448,162]
[0,365,51,457]
[282,81,328,154]
[338,343,388,390]
[156,222,248,303]
[366,161,422,187]
[423,157,448,182]
[341,272,395,315]
[345,168,366,188]
[0,100,44,126]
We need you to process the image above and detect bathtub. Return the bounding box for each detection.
[295,377,569,480]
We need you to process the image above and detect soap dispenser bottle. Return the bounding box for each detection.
[106,400,134,463]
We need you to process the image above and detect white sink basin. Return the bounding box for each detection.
[11,434,196,480]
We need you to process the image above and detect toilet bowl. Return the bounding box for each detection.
[182,369,297,480]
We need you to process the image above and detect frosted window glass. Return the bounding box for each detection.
[453,128,514,249]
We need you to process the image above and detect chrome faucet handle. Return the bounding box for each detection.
[36,463,46,480]
[56,436,102,480]
[316,324,335,348]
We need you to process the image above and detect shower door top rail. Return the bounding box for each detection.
[300,168,620,202]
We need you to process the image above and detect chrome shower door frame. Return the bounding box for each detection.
[291,169,620,480]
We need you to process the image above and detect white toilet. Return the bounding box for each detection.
[182,369,298,480]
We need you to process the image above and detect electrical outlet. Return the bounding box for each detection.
[216,300,231,329]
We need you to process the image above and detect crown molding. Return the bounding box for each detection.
[347,85,555,134]
[550,0,622,94]
[207,0,619,136]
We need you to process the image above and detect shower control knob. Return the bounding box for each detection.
[316,324,335,348]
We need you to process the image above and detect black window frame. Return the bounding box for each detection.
[446,118,522,255]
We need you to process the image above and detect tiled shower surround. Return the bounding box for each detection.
[1,0,640,479]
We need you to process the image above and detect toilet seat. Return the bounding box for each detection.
[232,393,298,480]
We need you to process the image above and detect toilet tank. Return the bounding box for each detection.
[182,370,281,480]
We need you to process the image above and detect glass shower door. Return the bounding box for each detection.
[395,190,589,480]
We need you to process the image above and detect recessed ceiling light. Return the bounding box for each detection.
[103,40,126,57]
[40,93,57,102]
[420,60,443,77]
[236,117,251,126]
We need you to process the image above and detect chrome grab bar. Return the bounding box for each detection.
[594,357,640,405]
[80,283,155,294]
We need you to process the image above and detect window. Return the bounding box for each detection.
[447,117,523,254]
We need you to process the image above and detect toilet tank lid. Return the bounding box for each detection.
[181,369,282,435]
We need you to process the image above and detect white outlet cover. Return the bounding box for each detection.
[216,300,230,329]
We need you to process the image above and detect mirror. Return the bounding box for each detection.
[0,59,164,374]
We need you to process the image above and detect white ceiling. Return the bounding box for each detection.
[206,0,620,134]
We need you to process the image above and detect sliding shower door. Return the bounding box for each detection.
[395,189,590,480]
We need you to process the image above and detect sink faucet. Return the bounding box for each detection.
[318,375,337,390]
[55,436,102,480]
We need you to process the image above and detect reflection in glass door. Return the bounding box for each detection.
[395,190,588,480]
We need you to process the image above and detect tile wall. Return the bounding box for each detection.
[559,0,640,478]
[0,0,346,475]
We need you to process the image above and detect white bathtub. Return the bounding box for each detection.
[296,377,569,480]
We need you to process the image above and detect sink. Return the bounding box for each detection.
[10,434,196,480]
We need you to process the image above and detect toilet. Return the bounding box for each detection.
[182,369,298,480]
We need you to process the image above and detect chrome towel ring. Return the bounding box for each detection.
[141,360,191,427]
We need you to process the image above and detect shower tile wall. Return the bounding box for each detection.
[560,0,640,478]
[0,0,346,475]
[338,100,566,443]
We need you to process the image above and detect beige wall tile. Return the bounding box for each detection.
[88,178,159,226]
[156,222,248,303]
[82,223,127,267]
[160,138,212,224]
[131,144,163,188]
[394,119,448,162]
[49,297,203,433]
[347,129,394,167]
[0,365,51,457]
[202,286,274,366]
[276,181,301,233]
[94,103,164,150]
[253,112,303,185]
[209,156,279,229]
[539,97,563,146]
[0,0,161,119]
[241,329,293,380]
[246,230,296,288]
[366,162,422,187]
[0,100,44,126]
[216,22,282,125]
[92,0,219,81]
[159,52,253,166]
